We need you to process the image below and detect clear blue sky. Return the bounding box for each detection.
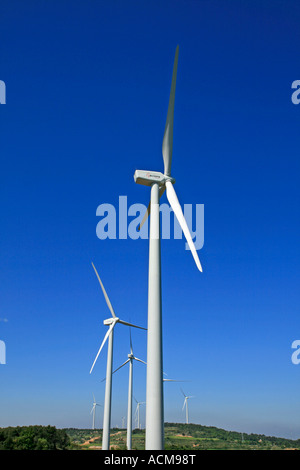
[0,0,299,438]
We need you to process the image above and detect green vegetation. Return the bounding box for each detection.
[65,423,300,450]
[0,425,71,450]
[1,423,299,450]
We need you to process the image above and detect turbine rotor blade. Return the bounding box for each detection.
[101,357,131,382]
[165,181,203,272]
[137,200,150,233]
[129,328,133,355]
[163,379,183,382]
[162,45,179,177]
[91,262,116,318]
[133,356,147,365]
[138,186,166,232]
[118,319,147,330]
[89,319,117,374]
[112,358,130,375]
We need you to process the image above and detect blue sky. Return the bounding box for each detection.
[0,0,300,438]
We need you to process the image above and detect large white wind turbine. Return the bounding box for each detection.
[110,330,146,450]
[181,389,195,425]
[90,394,102,430]
[89,262,146,450]
[134,46,203,449]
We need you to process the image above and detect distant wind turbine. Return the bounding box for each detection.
[134,45,203,449]
[181,388,195,424]
[110,329,146,450]
[89,262,146,450]
[134,397,146,430]
[90,394,102,430]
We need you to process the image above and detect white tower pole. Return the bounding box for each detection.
[137,403,140,429]
[102,329,114,450]
[186,398,189,424]
[145,182,164,450]
[92,406,95,430]
[127,357,133,450]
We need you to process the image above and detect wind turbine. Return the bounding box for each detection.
[134,46,203,449]
[90,394,102,430]
[181,389,195,425]
[110,329,146,450]
[89,262,146,450]
[134,397,146,430]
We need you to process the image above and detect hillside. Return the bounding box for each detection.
[65,423,300,450]
[1,424,298,450]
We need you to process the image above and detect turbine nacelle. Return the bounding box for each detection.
[134,169,175,187]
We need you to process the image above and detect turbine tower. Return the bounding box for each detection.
[110,329,146,450]
[89,262,146,450]
[90,394,102,430]
[134,46,203,449]
[181,389,195,425]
